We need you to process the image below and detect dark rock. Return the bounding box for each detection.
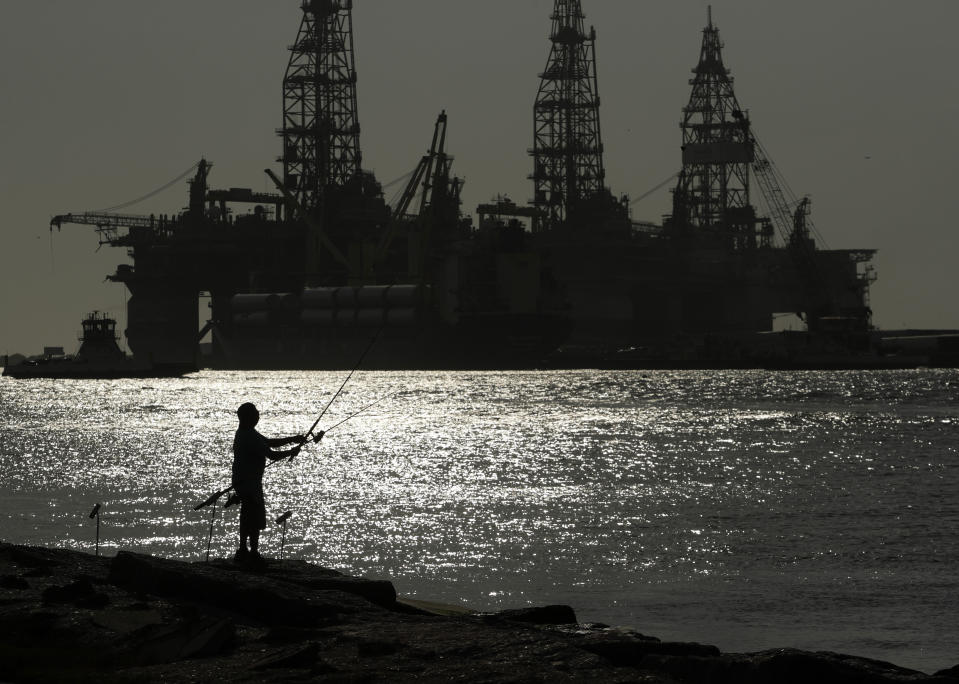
[935,665,959,680]
[0,574,29,590]
[643,649,948,684]
[491,604,579,625]
[2,542,951,683]
[0,546,56,570]
[93,607,165,634]
[251,642,323,670]
[109,551,385,627]
[577,630,720,667]
[178,618,235,659]
[356,638,402,657]
[0,544,111,577]
[0,611,60,641]
[261,625,318,644]
[639,651,738,683]
[129,617,235,665]
[76,591,110,609]
[41,578,96,604]
[245,558,398,608]
[742,649,945,683]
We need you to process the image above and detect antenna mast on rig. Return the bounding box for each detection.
[531,0,606,231]
[281,0,362,212]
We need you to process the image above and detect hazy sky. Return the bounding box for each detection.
[2,1,957,354]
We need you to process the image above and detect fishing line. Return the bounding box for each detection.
[303,328,382,442]
[323,394,393,434]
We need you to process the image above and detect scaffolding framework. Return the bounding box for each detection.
[672,8,754,234]
[530,0,605,230]
[281,0,362,211]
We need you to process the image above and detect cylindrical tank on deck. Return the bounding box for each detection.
[385,284,419,307]
[334,287,357,309]
[301,309,335,326]
[356,285,390,308]
[356,309,386,327]
[334,309,357,326]
[233,312,271,327]
[301,287,337,309]
[231,293,280,313]
[386,308,417,326]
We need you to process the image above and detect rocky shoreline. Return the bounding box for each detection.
[0,543,955,683]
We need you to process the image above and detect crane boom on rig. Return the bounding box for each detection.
[377,110,463,264]
[50,213,164,245]
[749,135,841,325]
[49,160,214,245]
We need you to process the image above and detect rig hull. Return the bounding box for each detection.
[208,314,571,371]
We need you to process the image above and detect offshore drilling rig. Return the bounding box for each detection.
[50,1,880,370]
[51,0,569,370]
[659,9,876,348]
[500,2,876,365]
[530,0,638,346]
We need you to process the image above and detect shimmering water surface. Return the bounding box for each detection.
[1,369,957,673]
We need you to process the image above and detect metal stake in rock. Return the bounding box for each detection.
[88,503,101,557]
[276,511,293,560]
[205,496,220,563]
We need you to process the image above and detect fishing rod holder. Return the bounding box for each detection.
[276,511,293,560]
[204,496,221,564]
[88,503,101,557]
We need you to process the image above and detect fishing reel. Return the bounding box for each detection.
[289,431,324,461]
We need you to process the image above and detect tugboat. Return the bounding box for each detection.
[2,312,195,379]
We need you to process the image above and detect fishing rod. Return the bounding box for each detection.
[303,328,382,443]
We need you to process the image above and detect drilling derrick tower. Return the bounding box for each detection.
[671,8,761,248]
[658,8,877,348]
[278,0,388,285]
[282,0,361,208]
[531,0,610,230]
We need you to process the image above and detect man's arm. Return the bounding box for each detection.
[265,435,307,448]
[267,445,301,462]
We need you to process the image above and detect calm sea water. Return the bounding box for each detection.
[1,369,957,673]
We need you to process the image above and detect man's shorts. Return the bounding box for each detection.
[236,486,267,531]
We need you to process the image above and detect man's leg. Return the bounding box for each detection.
[236,496,252,562]
[248,488,267,565]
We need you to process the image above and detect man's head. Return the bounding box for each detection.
[237,402,260,428]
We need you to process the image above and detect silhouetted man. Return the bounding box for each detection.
[232,402,306,567]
